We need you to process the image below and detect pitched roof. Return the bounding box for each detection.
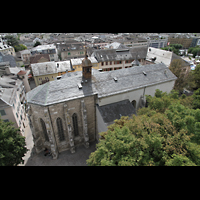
[0,52,17,67]
[92,46,148,62]
[97,99,136,126]
[71,57,98,66]
[0,88,15,108]
[146,47,172,67]
[31,60,72,76]
[147,47,190,68]
[30,54,50,64]
[27,63,177,106]
[104,42,128,49]
[17,70,26,75]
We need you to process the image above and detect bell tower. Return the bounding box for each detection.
[82,47,92,79]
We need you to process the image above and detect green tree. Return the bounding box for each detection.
[5,35,27,52]
[87,114,200,166]
[33,41,41,47]
[191,64,200,90]
[169,44,183,49]
[5,35,19,47]
[188,46,200,58]
[87,89,200,166]
[0,118,28,166]
[192,88,200,109]
[161,44,182,55]
[14,44,27,52]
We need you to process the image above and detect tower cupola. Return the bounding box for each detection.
[82,47,92,79]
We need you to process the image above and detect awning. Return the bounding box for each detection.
[28,74,32,78]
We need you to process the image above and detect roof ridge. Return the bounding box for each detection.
[29,82,49,102]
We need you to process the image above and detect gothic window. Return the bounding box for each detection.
[132,100,136,109]
[72,113,79,136]
[56,117,65,142]
[40,118,49,142]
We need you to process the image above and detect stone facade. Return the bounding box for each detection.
[27,54,177,159]
[27,95,97,159]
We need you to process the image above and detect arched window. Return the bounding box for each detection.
[72,113,79,136]
[132,100,136,109]
[40,118,49,142]
[56,117,65,142]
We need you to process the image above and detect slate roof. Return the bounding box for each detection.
[29,54,50,64]
[27,63,177,106]
[97,99,136,126]
[91,46,148,62]
[0,52,17,67]
[71,57,98,66]
[0,88,15,108]
[146,47,190,68]
[31,60,71,76]
[104,42,128,49]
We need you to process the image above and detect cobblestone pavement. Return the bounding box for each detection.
[25,141,97,166]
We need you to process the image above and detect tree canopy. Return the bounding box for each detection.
[87,89,200,166]
[161,44,183,56]
[33,41,41,47]
[5,35,27,52]
[188,46,200,58]
[0,118,28,166]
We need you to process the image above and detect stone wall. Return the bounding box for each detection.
[27,94,97,159]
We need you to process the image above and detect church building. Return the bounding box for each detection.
[26,49,177,159]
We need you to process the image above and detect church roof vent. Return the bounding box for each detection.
[77,83,82,89]
[113,77,118,82]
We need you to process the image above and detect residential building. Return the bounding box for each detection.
[19,40,35,49]
[31,60,72,86]
[19,49,31,67]
[146,47,190,70]
[26,51,177,159]
[17,70,31,93]
[55,40,85,60]
[29,54,50,65]
[15,52,24,68]
[91,46,148,71]
[0,68,29,135]
[147,38,168,48]
[0,35,15,56]
[30,44,58,62]
[71,57,99,72]
[168,37,193,49]
[104,42,128,49]
[110,38,148,48]
[0,52,17,67]
[190,37,200,47]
